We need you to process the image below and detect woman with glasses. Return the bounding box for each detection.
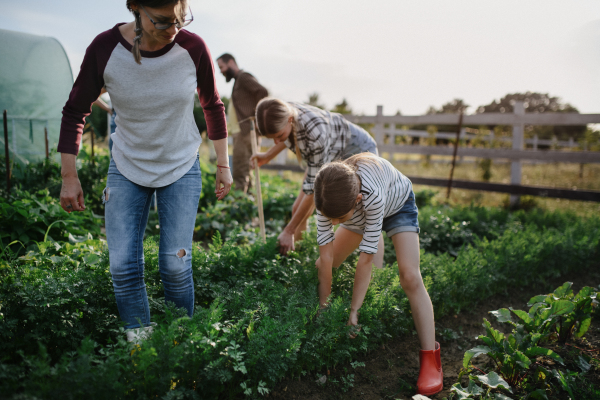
[58,0,231,342]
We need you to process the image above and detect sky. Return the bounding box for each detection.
[2,0,599,115]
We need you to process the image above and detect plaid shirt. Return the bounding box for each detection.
[285,102,351,195]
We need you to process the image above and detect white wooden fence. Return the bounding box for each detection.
[257,101,600,203]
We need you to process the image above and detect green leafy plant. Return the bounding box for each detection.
[453,282,599,400]
[0,201,599,399]
[524,282,598,344]
[0,189,103,257]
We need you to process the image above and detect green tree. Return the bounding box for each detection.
[331,98,352,115]
[420,98,469,134]
[306,92,325,109]
[426,98,469,115]
[84,104,108,140]
[477,92,585,141]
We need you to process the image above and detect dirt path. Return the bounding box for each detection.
[270,264,600,399]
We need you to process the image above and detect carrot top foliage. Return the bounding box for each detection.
[0,153,599,399]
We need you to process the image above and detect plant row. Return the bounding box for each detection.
[1,206,598,399]
[446,282,599,400]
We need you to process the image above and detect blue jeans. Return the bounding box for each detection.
[381,189,420,236]
[104,157,201,329]
[343,122,379,158]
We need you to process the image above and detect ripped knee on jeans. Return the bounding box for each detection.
[176,249,186,258]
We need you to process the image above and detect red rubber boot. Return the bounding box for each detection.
[416,341,443,396]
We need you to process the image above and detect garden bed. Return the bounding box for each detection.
[273,264,600,399]
[1,151,599,399]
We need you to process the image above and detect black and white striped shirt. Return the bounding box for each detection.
[284,102,351,195]
[316,158,413,254]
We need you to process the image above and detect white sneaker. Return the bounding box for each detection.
[126,322,157,344]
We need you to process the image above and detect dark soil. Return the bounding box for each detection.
[269,264,600,399]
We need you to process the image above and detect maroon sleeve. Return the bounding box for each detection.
[177,31,227,141]
[57,28,118,155]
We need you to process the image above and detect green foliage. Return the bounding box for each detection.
[0,188,102,257]
[0,238,117,364]
[1,180,599,398]
[5,148,110,216]
[493,282,598,344]
[478,158,493,181]
[306,92,326,110]
[477,92,585,141]
[452,283,599,399]
[192,166,296,242]
[330,98,352,114]
[85,104,108,139]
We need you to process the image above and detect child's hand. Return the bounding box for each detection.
[346,310,361,339]
[277,229,295,255]
[250,152,269,168]
[347,309,360,327]
[315,257,321,269]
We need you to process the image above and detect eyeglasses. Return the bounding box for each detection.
[140,5,193,30]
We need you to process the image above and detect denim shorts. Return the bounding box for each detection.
[342,122,378,158]
[341,189,420,238]
[382,190,420,237]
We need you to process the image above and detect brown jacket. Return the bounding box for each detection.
[231,70,268,135]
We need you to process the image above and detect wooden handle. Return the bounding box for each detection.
[250,120,266,242]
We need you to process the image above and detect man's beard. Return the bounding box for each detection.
[224,68,235,83]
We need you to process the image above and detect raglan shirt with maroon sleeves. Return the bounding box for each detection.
[58,24,227,188]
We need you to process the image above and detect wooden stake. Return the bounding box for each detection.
[90,125,95,167]
[3,110,9,196]
[446,110,464,199]
[44,126,49,159]
[250,119,266,242]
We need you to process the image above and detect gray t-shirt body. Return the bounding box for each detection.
[58,24,227,188]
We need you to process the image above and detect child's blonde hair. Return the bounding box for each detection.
[255,98,302,163]
[314,153,381,219]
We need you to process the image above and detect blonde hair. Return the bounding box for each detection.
[126,0,188,65]
[255,98,302,163]
[314,153,381,219]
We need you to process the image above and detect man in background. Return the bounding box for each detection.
[217,53,269,194]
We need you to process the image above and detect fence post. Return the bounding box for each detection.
[446,110,464,199]
[509,101,525,207]
[3,110,10,196]
[374,105,384,146]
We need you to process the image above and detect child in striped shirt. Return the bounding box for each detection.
[314,153,443,396]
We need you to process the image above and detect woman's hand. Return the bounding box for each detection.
[60,176,86,213]
[60,154,85,213]
[277,228,295,255]
[212,138,232,200]
[250,152,269,168]
[215,166,232,200]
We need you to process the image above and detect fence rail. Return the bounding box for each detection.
[346,113,600,126]
[376,144,600,163]
[379,128,588,150]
